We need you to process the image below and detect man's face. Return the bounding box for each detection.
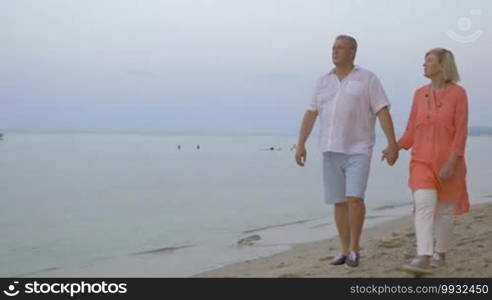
[332,39,355,65]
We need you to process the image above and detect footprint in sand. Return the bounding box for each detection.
[319,256,333,262]
[456,240,468,247]
[379,239,403,249]
[471,237,486,243]
[401,266,432,277]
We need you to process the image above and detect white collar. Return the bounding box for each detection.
[328,65,360,75]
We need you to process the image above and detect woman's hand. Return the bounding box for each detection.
[381,143,399,166]
[438,160,456,181]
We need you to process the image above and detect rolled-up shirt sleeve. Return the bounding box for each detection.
[398,92,418,150]
[452,89,468,156]
[368,74,391,114]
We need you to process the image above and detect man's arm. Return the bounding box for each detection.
[377,107,399,165]
[295,110,318,167]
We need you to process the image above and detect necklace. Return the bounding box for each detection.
[425,83,447,119]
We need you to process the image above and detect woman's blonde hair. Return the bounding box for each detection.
[425,48,460,83]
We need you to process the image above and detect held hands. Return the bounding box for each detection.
[381,143,399,166]
[295,145,307,167]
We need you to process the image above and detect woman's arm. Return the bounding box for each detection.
[439,89,468,181]
[397,92,419,150]
[451,89,469,157]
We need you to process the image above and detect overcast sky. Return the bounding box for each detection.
[1,0,491,134]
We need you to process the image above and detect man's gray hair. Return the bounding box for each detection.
[336,35,358,52]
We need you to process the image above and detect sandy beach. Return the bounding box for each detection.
[195,202,492,278]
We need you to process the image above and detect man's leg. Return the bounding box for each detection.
[323,152,348,261]
[334,202,350,255]
[344,154,370,255]
[347,197,365,252]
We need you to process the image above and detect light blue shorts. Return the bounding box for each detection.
[322,152,371,204]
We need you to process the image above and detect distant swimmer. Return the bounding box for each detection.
[197,144,200,150]
[177,145,181,150]
[261,146,281,151]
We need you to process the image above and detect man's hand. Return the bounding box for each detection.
[381,143,399,166]
[295,145,307,167]
[376,107,399,166]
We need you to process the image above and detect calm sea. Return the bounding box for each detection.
[0,133,491,277]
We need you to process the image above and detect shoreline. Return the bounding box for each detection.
[18,201,492,278]
[194,202,492,277]
[24,205,412,278]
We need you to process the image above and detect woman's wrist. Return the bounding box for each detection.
[446,155,458,168]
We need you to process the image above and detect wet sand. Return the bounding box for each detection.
[195,203,492,277]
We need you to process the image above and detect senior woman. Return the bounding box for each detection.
[390,48,469,275]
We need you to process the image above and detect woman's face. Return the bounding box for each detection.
[423,53,442,79]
